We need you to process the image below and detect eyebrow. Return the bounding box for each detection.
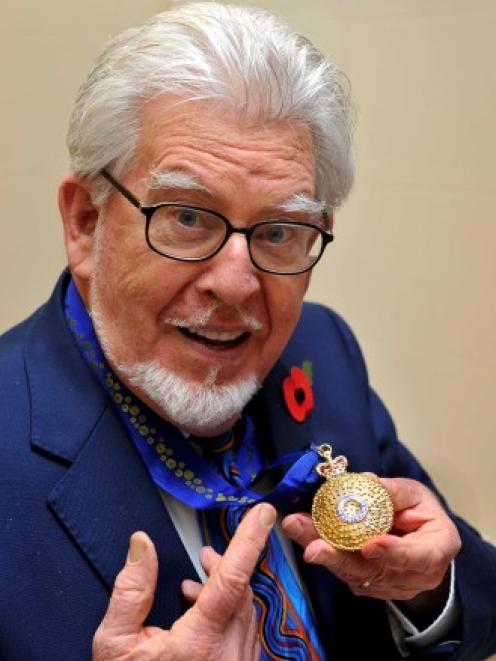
[276,194,327,217]
[148,168,210,193]
[147,169,326,218]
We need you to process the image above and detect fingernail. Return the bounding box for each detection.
[259,503,276,528]
[200,546,213,564]
[128,533,147,563]
[181,579,196,595]
[305,550,319,564]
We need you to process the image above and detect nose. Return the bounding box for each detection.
[195,234,261,306]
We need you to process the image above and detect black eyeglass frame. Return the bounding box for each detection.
[100,168,334,275]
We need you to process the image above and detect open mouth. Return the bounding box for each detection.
[178,326,251,349]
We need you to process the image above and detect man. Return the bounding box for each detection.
[1,3,495,660]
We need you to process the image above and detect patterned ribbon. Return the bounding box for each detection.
[64,279,326,660]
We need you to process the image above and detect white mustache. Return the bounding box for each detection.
[164,302,262,331]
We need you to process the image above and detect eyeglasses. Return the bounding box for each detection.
[100,169,334,275]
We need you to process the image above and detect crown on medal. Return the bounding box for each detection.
[315,444,348,478]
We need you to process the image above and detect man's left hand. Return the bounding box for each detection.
[282,477,461,603]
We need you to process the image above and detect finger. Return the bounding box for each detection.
[237,590,259,661]
[281,513,319,548]
[226,581,259,660]
[302,521,456,599]
[236,586,256,623]
[379,477,432,513]
[302,544,427,600]
[304,539,374,583]
[246,597,258,649]
[350,581,426,601]
[362,530,456,574]
[231,587,256,637]
[181,579,203,604]
[249,607,261,661]
[101,531,158,636]
[355,563,451,598]
[362,531,431,568]
[195,503,276,629]
[391,509,431,534]
[200,545,222,576]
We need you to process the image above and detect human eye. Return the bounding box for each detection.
[148,205,223,255]
[164,206,216,237]
[257,223,296,245]
[251,221,322,267]
[176,208,201,228]
[151,206,205,240]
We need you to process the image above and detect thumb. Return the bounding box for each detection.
[101,531,158,637]
[378,477,426,512]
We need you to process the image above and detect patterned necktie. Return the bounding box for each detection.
[198,422,326,661]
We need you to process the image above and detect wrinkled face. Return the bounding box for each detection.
[88,99,318,430]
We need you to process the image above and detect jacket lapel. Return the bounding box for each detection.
[25,274,199,627]
[250,359,313,461]
[46,401,200,625]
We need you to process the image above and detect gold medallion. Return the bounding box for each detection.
[311,444,393,551]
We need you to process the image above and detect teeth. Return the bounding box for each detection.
[188,328,244,342]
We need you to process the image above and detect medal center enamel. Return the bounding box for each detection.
[336,493,368,524]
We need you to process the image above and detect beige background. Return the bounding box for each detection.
[1,0,495,645]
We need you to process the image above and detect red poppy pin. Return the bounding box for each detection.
[283,361,314,423]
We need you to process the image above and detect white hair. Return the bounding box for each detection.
[67,2,354,208]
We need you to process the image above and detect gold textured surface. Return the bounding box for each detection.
[312,473,393,551]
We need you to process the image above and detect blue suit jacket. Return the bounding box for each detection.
[1,273,495,661]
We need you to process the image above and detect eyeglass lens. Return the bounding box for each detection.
[147,206,324,273]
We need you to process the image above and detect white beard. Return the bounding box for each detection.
[117,360,260,433]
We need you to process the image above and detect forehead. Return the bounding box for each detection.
[133,97,316,200]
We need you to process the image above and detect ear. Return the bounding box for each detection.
[58,174,100,303]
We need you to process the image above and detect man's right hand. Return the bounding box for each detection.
[92,503,276,661]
